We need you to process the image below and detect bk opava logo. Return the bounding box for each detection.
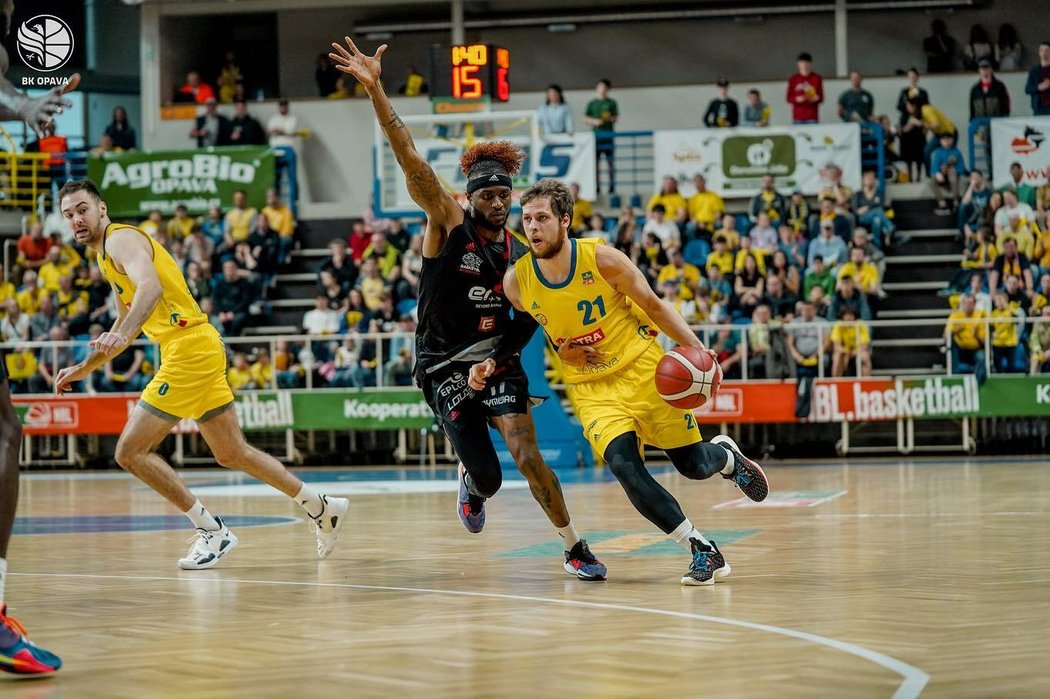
[16,15,74,72]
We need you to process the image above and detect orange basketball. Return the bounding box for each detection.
[654,346,721,409]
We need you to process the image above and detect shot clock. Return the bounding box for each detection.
[429,44,510,104]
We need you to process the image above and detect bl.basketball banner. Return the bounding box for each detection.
[652,123,862,197]
[990,116,1050,188]
[86,146,276,217]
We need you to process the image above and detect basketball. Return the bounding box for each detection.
[654,346,721,409]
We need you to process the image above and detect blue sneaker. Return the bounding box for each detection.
[681,539,730,586]
[456,463,486,533]
[0,604,61,675]
[711,434,769,502]
[563,539,608,581]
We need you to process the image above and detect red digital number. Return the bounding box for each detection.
[453,65,483,99]
[495,67,509,102]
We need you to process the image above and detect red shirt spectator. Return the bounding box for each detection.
[178,71,216,105]
[787,52,824,123]
[17,223,50,270]
[348,222,371,262]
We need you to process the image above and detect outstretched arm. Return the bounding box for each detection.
[329,38,462,257]
[595,245,713,355]
[0,72,79,138]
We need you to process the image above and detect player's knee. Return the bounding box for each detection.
[512,449,546,481]
[668,442,722,480]
[469,466,502,499]
[214,442,253,470]
[114,439,143,472]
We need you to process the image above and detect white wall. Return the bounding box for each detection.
[142,69,1038,219]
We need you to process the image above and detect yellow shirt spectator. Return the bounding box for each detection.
[362,244,401,278]
[227,365,252,390]
[17,286,44,314]
[837,261,880,294]
[656,262,702,301]
[647,192,688,221]
[224,207,257,242]
[571,198,593,231]
[830,322,870,353]
[360,277,386,311]
[0,282,15,320]
[990,309,1018,347]
[687,191,725,228]
[38,261,74,293]
[262,204,296,238]
[962,241,997,269]
[250,360,274,388]
[996,225,1035,260]
[706,249,735,276]
[947,309,987,350]
[921,104,955,136]
[55,289,88,318]
[734,250,767,276]
[1033,229,1050,269]
[166,216,195,241]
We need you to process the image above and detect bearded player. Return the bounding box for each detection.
[474,179,769,585]
[0,0,81,675]
[329,37,605,580]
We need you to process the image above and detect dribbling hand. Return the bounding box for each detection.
[468,358,496,391]
[329,37,386,90]
[557,341,601,367]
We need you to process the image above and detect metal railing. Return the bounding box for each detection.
[0,151,51,211]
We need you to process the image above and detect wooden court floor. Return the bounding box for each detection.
[4,456,1050,698]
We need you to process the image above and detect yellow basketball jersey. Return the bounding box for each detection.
[98,222,206,344]
[514,238,658,384]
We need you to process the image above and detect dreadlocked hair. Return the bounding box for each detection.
[459,140,526,177]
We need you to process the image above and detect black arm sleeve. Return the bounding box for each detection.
[486,308,539,366]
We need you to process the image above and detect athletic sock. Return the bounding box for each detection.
[719,445,735,476]
[669,519,711,552]
[556,522,581,550]
[184,500,221,531]
[0,557,6,607]
[295,483,326,519]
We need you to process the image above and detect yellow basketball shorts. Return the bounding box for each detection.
[566,342,702,458]
[140,324,234,422]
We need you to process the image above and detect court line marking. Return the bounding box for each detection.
[13,572,929,698]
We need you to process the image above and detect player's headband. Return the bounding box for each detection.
[466,173,513,194]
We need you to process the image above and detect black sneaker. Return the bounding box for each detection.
[563,539,608,581]
[681,539,730,586]
[712,435,770,502]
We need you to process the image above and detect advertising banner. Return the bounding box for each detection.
[652,123,862,197]
[86,146,276,217]
[381,132,596,216]
[990,116,1050,188]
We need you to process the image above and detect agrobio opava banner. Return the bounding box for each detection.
[990,116,1050,188]
[652,123,862,197]
[86,146,276,217]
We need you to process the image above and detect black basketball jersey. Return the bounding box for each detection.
[415,215,528,377]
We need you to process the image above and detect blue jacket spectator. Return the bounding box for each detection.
[537,84,575,135]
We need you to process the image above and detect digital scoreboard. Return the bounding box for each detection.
[429,44,510,102]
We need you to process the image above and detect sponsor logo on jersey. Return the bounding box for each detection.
[531,301,540,310]
[467,286,503,308]
[582,271,595,285]
[170,312,188,327]
[478,315,496,332]
[482,394,516,408]
[460,251,483,275]
[637,324,658,339]
[535,313,548,326]
[555,328,606,346]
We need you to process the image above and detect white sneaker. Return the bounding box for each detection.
[178,516,238,570]
[308,495,349,559]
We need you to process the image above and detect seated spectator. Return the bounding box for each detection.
[189,98,230,147]
[348,221,372,262]
[748,175,786,224]
[642,204,680,251]
[1005,162,1037,208]
[837,245,882,298]
[224,189,257,242]
[852,228,886,281]
[656,248,704,303]
[303,295,341,335]
[929,134,966,214]
[742,89,771,127]
[580,214,608,241]
[809,284,831,316]
[185,225,216,277]
[705,234,734,279]
[717,213,741,249]
[361,231,401,279]
[703,78,739,128]
[988,237,1033,292]
[54,274,87,324]
[318,268,349,312]
[249,349,275,389]
[185,261,211,302]
[104,106,136,151]
[734,237,767,276]
[1,299,29,342]
[227,352,252,391]
[1032,226,1050,280]
[959,170,993,236]
[747,212,779,259]
[809,198,852,242]
[327,75,352,99]
[828,275,872,322]
[248,214,280,288]
[169,239,191,273]
[638,232,669,285]
[686,175,725,236]
[990,291,1026,373]
[958,271,993,314]
[16,223,50,274]
[200,206,225,244]
[166,204,195,241]
[386,218,411,253]
[804,254,836,301]
[38,246,75,293]
[778,225,808,270]
[211,259,254,336]
[16,270,43,315]
[853,171,896,248]
[830,307,871,377]
[178,71,216,104]
[613,208,640,261]
[818,164,854,214]
[952,226,997,292]
[970,59,1011,119]
[1029,306,1050,374]
[994,188,1037,238]
[328,336,374,388]
[746,304,773,378]
[808,220,849,270]
[323,239,358,290]
[786,191,811,236]
[711,328,742,380]
[97,343,148,393]
[274,339,305,388]
[734,253,765,318]
[357,258,388,312]
[1033,273,1050,313]
[1037,180,1050,230]
[229,100,267,145]
[769,249,801,296]
[29,294,58,340]
[1003,273,1032,315]
[997,212,1036,259]
[787,299,830,378]
[763,274,798,320]
[568,182,594,234]
[262,188,297,266]
[647,176,688,222]
[344,289,368,331]
[945,293,988,384]
[706,264,732,307]
[837,71,875,123]
[384,347,415,387]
